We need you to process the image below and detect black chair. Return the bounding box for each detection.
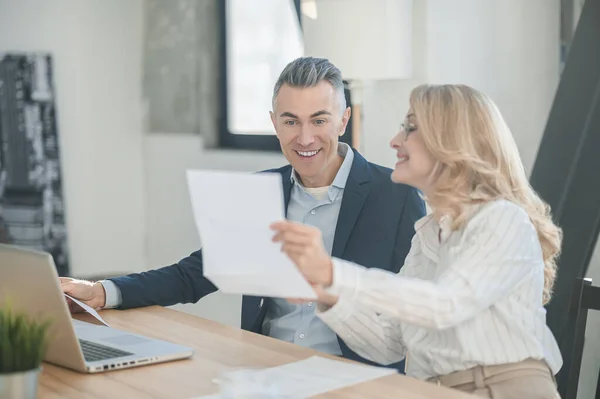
[557,278,600,399]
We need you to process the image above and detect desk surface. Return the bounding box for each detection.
[39,306,474,399]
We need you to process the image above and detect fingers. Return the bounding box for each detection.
[60,279,92,301]
[272,230,307,244]
[61,282,77,295]
[280,242,306,255]
[60,277,81,295]
[272,230,315,246]
[270,220,297,231]
[270,221,314,236]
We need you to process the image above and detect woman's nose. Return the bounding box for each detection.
[390,132,402,149]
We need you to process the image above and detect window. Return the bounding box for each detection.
[218,0,353,151]
[219,0,303,151]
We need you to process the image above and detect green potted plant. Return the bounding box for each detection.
[0,303,51,399]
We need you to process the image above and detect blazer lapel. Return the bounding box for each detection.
[332,150,370,258]
[280,166,293,217]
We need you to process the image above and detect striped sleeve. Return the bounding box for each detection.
[317,296,408,365]
[315,237,424,365]
[317,202,540,359]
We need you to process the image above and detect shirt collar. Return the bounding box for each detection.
[414,213,443,263]
[290,143,354,189]
[414,202,484,251]
[414,213,438,238]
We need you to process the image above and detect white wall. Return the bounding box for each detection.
[360,0,429,168]
[0,0,146,278]
[361,0,560,173]
[425,0,560,173]
[143,133,285,326]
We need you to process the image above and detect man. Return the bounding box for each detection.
[61,57,425,369]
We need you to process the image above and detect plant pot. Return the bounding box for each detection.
[0,367,42,399]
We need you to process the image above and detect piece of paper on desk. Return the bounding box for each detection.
[192,356,397,398]
[186,170,317,299]
[64,293,110,327]
[258,356,397,397]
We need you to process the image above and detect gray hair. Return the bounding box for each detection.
[272,57,346,114]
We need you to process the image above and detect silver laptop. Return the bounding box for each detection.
[0,244,194,373]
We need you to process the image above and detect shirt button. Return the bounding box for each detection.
[308,302,313,307]
[310,210,316,215]
[299,333,305,339]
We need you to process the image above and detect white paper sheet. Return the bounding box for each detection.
[258,356,397,397]
[64,293,110,327]
[191,356,397,398]
[186,170,317,299]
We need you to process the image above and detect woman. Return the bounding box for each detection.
[271,84,563,398]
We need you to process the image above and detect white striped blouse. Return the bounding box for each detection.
[317,199,562,380]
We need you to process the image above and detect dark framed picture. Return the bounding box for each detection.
[0,53,69,275]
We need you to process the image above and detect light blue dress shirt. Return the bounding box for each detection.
[261,143,354,355]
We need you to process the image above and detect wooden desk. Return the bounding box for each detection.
[39,306,475,399]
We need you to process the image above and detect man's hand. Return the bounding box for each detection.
[59,277,106,312]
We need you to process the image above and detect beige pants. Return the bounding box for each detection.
[427,359,561,399]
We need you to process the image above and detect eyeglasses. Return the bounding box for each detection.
[399,120,417,142]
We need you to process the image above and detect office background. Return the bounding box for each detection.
[0,0,597,397]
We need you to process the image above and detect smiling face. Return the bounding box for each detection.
[389,111,436,193]
[271,81,350,188]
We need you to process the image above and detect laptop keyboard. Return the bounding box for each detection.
[79,339,134,362]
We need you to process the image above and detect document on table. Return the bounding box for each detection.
[186,170,317,299]
[64,293,110,327]
[192,356,397,398]
[257,356,397,397]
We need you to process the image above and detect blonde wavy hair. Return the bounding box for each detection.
[409,84,562,304]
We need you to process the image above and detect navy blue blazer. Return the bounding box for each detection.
[109,149,426,369]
